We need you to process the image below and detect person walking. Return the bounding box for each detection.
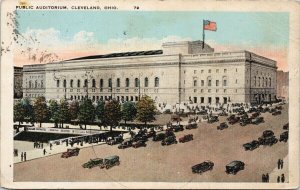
[41,142,43,149]
[281,174,285,183]
[50,143,52,150]
[24,152,26,161]
[43,149,46,155]
[262,174,265,182]
[266,173,269,182]
[280,159,284,169]
[277,159,281,169]
[277,176,280,183]
[21,152,23,162]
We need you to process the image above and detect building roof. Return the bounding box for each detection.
[67,50,163,61]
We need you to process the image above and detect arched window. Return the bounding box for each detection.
[41,80,44,88]
[254,76,256,87]
[135,78,139,87]
[35,81,37,88]
[108,78,112,88]
[265,78,268,87]
[193,79,197,87]
[262,77,264,87]
[222,76,227,86]
[207,77,212,87]
[70,80,73,88]
[144,77,149,87]
[154,77,159,87]
[57,80,60,88]
[63,79,66,88]
[92,79,96,88]
[84,79,88,87]
[258,77,261,87]
[100,79,103,88]
[269,78,271,87]
[116,78,120,87]
[77,79,81,88]
[29,81,32,88]
[126,78,130,87]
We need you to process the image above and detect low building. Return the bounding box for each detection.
[22,40,277,105]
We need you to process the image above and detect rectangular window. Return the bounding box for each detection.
[208,89,211,93]
[216,89,219,93]
[224,69,227,73]
[236,68,238,72]
[208,69,211,73]
[223,80,227,86]
[236,79,238,84]
[208,80,211,86]
[201,80,204,86]
[216,80,219,86]
[224,89,227,93]
[201,97,204,103]
[201,89,204,93]
[201,70,204,73]
[193,80,197,87]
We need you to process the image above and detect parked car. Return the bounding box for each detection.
[283,123,289,130]
[153,133,166,141]
[218,112,228,116]
[228,116,240,125]
[261,107,270,113]
[82,158,103,169]
[161,136,177,146]
[179,134,193,143]
[117,140,132,149]
[192,161,214,174]
[217,122,229,130]
[243,140,260,151]
[251,117,264,125]
[240,118,251,126]
[262,130,275,138]
[258,131,278,146]
[186,123,198,130]
[250,112,260,119]
[275,105,283,110]
[208,116,219,123]
[132,134,148,142]
[272,110,282,116]
[101,155,120,169]
[279,131,288,142]
[170,124,184,132]
[145,130,156,138]
[61,148,80,158]
[106,136,123,145]
[225,161,245,175]
[132,140,147,148]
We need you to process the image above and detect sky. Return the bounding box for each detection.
[13,11,289,71]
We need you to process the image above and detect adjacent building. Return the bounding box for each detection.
[277,71,289,102]
[22,40,277,105]
[14,66,23,99]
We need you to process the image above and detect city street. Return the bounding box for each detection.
[14,104,288,182]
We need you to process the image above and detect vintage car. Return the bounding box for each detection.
[131,133,148,142]
[192,161,214,174]
[217,122,229,130]
[186,123,198,130]
[153,133,166,141]
[227,115,236,121]
[261,107,270,113]
[228,116,240,125]
[225,161,245,175]
[145,130,156,138]
[82,158,103,169]
[283,123,289,130]
[239,118,251,126]
[243,140,260,151]
[272,110,282,116]
[279,131,288,142]
[275,105,283,110]
[117,140,132,149]
[179,134,193,143]
[250,112,260,119]
[169,124,184,132]
[258,131,278,146]
[262,130,275,138]
[101,155,120,169]
[251,117,264,125]
[218,112,228,117]
[208,116,219,123]
[106,136,123,145]
[161,136,177,146]
[61,148,80,158]
[132,140,147,148]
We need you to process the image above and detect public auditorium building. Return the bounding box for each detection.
[22,40,277,105]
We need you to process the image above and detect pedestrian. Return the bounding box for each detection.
[66,140,68,146]
[21,152,23,162]
[262,174,265,182]
[277,159,281,169]
[24,152,26,161]
[266,173,269,182]
[277,176,280,183]
[43,149,46,155]
[33,142,36,148]
[41,142,43,149]
[50,143,52,150]
[281,174,285,183]
[280,159,284,169]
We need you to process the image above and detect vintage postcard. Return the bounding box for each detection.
[1,0,299,189]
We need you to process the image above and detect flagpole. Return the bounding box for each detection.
[202,20,205,49]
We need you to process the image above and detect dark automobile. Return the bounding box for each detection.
[132,140,147,148]
[225,161,245,175]
[170,124,184,132]
[208,116,219,123]
[240,118,251,126]
[218,112,228,116]
[192,161,214,174]
[186,123,198,130]
[259,135,278,146]
[261,107,270,113]
[250,112,260,119]
[275,105,283,110]
[106,136,123,145]
[101,155,120,169]
[132,134,148,142]
[227,115,236,121]
[179,134,193,143]
[161,135,177,146]
[283,123,289,130]
[243,140,260,151]
[145,130,156,138]
[61,148,80,158]
[272,110,282,116]
[228,116,240,125]
[82,158,103,169]
[237,110,246,116]
[251,117,264,125]
[279,131,288,142]
[153,133,166,141]
[217,122,229,130]
[262,130,274,138]
[117,140,132,149]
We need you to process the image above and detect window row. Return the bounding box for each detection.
[28,80,44,88]
[254,76,272,87]
[193,77,228,87]
[56,77,160,88]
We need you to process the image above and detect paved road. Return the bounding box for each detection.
[14,104,288,182]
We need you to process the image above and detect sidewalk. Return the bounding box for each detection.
[269,155,289,183]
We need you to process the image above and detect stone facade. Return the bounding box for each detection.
[14,66,23,99]
[22,40,277,105]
